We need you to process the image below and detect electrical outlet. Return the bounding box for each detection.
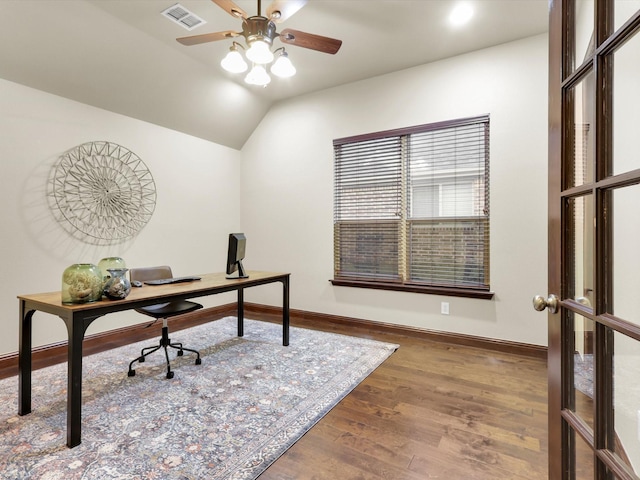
[441,302,450,315]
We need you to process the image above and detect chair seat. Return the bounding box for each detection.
[137,300,202,319]
[128,266,204,379]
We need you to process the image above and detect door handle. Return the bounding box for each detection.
[532,294,559,314]
[575,296,591,307]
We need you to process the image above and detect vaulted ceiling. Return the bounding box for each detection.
[0,0,549,149]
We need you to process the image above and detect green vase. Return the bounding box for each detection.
[98,257,126,281]
[61,263,103,304]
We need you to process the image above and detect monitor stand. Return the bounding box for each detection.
[226,260,249,279]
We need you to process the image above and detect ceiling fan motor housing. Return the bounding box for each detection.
[243,17,277,46]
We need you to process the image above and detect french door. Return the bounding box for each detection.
[544,1,640,478]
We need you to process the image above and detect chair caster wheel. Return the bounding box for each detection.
[166,371,174,379]
[128,370,136,377]
[139,357,145,363]
[195,358,202,365]
[177,350,184,357]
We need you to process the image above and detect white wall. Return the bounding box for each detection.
[0,33,550,356]
[0,79,242,356]
[241,34,549,346]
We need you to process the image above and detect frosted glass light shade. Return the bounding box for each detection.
[221,49,248,73]
[244,65,271,86]
[271,54,296,78]
[246,40,274,64]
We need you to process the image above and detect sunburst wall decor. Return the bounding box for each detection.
[48,141,157,245]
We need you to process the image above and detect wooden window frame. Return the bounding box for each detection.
[332,115,494,300]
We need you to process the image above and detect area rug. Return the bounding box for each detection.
[574,353,593,398]
[0,317,398,480]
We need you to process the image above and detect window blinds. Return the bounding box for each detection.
[334,115,490,290]
[333,136,402,280]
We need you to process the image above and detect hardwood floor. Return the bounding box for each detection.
[2,307,548,479]
[257,314,548,480]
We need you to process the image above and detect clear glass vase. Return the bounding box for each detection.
[103,268,132,300]
[61,263,103,304]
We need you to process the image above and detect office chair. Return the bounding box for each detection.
[127,266,203,379]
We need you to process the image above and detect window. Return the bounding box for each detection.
[332,115,492,299]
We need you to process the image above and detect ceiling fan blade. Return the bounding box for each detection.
[177,30,240,46]
[211,0,247,19]
[267,0,307,23]
[279,28,342,54]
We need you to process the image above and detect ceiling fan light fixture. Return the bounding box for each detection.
[246,39,274,64]
[244,64,271,86]
[221,43,248,73]
[176,0,342,88]
[270,49,296,78]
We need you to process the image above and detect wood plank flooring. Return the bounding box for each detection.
[2,308,548,479]
[257,314,548,480]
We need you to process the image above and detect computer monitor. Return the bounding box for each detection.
[226,233,248,279]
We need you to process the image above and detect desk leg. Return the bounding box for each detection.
[237,288,244,337]
[66,318,85,448]
[282,276,290,346]
[18,303,34,416]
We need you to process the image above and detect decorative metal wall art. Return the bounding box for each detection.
[48,141,157,245]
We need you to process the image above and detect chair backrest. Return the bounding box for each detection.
[129,266,173,283]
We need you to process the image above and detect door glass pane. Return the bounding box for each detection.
[612,186,640,324]
[615,0,640,32]
[613,30,640,176]
[574,0,595,70]
[568,73,595,187]
[574,428,595,479]
[568,195,594,303]
[613,331,640,475]
[573,313,595,428]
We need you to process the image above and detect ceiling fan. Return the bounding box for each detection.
[176,0,343,85]
[177,0,342,54]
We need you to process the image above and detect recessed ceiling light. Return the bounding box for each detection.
[449,2,474,27]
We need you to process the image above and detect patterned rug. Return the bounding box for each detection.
[0,317,397,480]
[574,353,593,398]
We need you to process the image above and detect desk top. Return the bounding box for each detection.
[18,271,289,314]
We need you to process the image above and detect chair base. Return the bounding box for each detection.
[128,325,201,379]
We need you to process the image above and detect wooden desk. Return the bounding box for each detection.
[18,270,290,448]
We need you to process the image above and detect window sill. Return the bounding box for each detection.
[330,278,494,300]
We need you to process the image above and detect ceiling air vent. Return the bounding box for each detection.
[162,3,206,31]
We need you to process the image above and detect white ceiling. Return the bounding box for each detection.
[0,0,549,149]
